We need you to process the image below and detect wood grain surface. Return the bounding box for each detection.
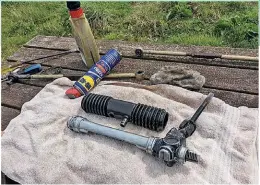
[2,35,259,132]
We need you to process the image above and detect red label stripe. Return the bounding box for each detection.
[69,8,83,18]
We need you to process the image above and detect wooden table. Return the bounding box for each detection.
[2,35,258,131]
[1,35,259,183]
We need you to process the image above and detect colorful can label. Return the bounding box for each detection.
[74,49,121,95]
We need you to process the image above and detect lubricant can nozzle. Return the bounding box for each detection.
[65,49,122,99]
[67,1,100,67]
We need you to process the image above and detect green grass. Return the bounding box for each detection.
[1,1,258,61]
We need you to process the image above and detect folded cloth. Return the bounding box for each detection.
[1,78,258,184]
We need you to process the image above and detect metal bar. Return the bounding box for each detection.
[104,73,136,78]
[31,74,64,79]
[145,50,187,56]
[221,55,258,61]
[67,116,155,151]
[138,48,258,62]
[190,93,214,123]
[104,71,146,80]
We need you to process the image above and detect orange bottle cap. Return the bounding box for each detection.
[65,87,82,99]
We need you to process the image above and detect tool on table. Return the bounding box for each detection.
[65,49,122,99]
[2,74,70,85]
[2,49,77,75]
[2,65,66,85]
[18,64,43,75]
[104,70,146,80]
[67,1,100,67]
[2,63,41,79]
[68,93,214,166]
[1,64,43,84]
[81,93,169,131]
[1,70,146,85]
[135,47,258,62]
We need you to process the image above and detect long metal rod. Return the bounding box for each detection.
[67,116,155,152]
[138,49,258,62]
[30,74,64,79]
[190,93,214,123]
[104,73,136,78]
[11,71,146,81]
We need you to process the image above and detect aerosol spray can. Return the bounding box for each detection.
[66,49,122,99]
[67,1,100,67]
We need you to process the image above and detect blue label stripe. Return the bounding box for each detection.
[74,49,121,95]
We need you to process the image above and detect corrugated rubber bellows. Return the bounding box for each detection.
[81,93,169,131]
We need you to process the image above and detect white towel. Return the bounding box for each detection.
[1,78,258,184]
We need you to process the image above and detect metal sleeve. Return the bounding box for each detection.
[67,116,156,153]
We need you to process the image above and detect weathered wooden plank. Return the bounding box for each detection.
[98,82,258,108]
[2,59,258,108]
[7,47,68,63]
[7,47,84,69]
[25,35,259,57]
[24,35,77,50]
[23,35,258,69]
[1,83,42,109]
[113,59,258,95]
[200,88,258,108]
[1,106,20,131]
[7,47,259,94]
[135,56,258,70]
[2,74,258,108]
